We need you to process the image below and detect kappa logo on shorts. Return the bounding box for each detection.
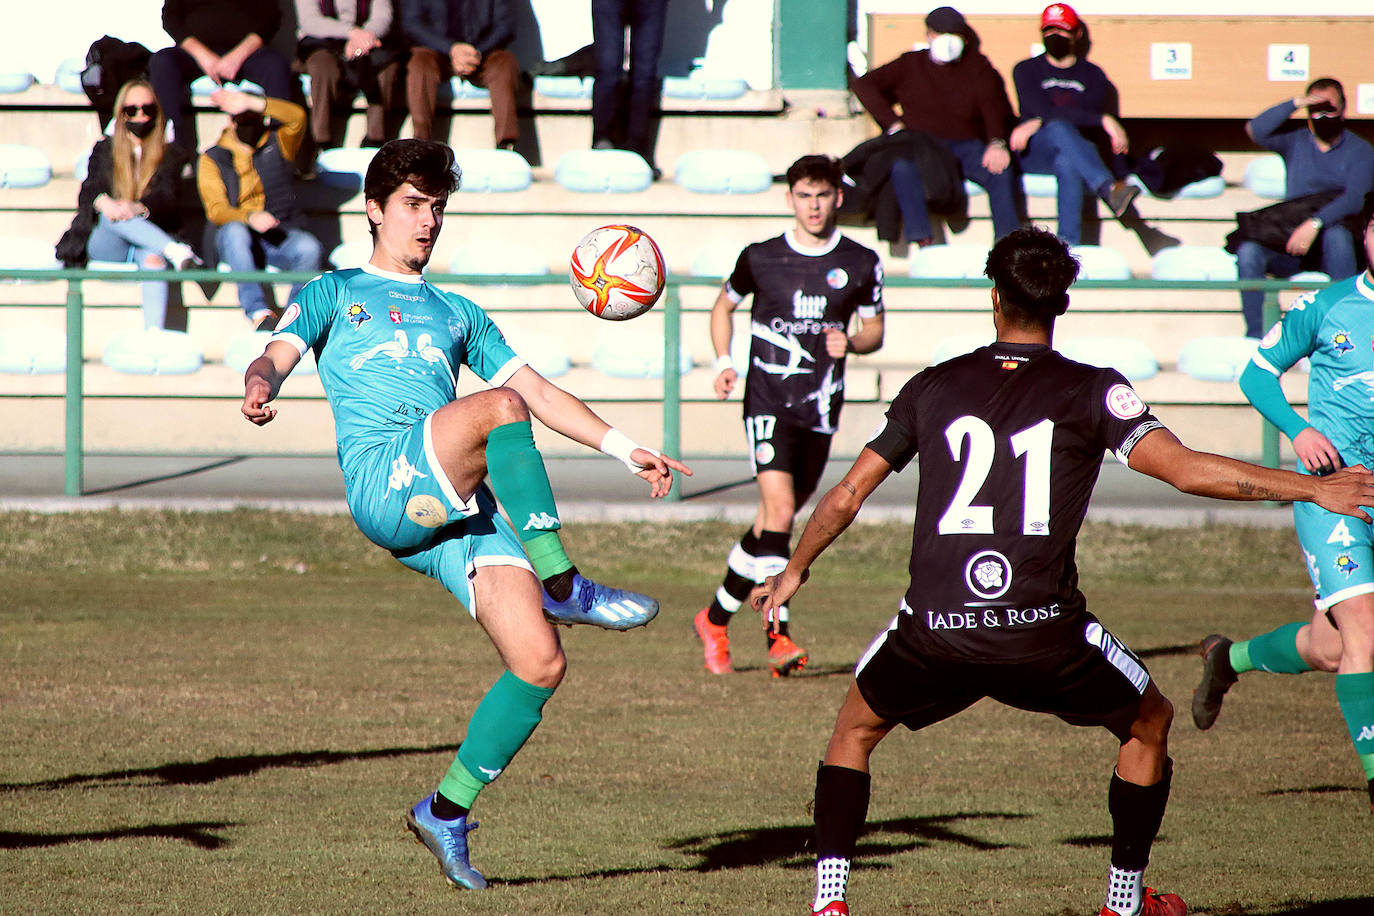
[964,550,1012,600]
[405,495,446,528]
[1305,549,1321,590]
[1358,725,1374,741]
[478,765,503,780]
[388,455,428,491]
[523,511,560,531]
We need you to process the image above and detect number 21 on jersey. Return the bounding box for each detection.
[938,416,1053,537]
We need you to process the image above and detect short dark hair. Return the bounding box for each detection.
[785,155,844,191]
[984,226,1080,327]
[1306,77,1345,107]
[364,139,460,236]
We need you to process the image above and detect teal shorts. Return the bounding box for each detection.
[343,414,531,615]
[1293,500,1374,611]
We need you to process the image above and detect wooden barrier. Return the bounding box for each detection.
[867,15,1374,120]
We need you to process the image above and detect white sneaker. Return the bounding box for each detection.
[164,242,202,271]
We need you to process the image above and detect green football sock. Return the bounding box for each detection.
[438,671,557,809]
[1230,622,1311,675]
[484,420,572,578]
[1335,672,1374,781]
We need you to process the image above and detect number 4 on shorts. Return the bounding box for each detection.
[1328,519,1356,547]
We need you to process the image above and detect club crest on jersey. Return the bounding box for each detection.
[1332,331,1354,354]
[826,267,848,289]
[1336,553,1359,576]
[346,302,371,328]
[1105,384,1145,420]
[965,550,1012,600]
[390,306,402,324]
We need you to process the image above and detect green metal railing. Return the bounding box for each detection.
[0,268,1316,499]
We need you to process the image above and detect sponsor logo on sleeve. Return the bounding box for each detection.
[1105,383,1145,419]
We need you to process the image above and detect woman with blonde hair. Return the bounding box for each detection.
[56,79,199,329]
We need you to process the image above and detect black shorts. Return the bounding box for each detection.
[745,413,832,498]
[854,613,1150,742]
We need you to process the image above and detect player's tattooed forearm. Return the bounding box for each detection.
[840,480,857,495]
[1236,479,1283,500]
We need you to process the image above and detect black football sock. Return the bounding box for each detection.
[430,791,469,821]
[543,567,578,603]
[707,528,760,627]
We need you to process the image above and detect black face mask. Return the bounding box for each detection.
[1042,33,1075,60]
[126,118,156,140]
[235,119,267,146]
[1311,116,1344,143]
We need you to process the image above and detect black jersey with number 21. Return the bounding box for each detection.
[866,343,1166,660]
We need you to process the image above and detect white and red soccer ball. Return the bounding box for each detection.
[568,224,666,320]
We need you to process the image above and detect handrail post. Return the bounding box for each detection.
[1259,287,1281,472]
[662,281,682,501]
[64,276,85,497]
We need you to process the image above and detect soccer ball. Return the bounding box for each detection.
[568,225,666,320]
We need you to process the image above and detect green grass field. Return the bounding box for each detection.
[2,512,1371,915]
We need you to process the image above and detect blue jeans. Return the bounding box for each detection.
[889,136,1021,243]
[591,0,668,159]
[87,213,177,329]
[1018,119,1114,245]
[214,222,322,319]
[149,44,292,150]
[1237,227,1356,337]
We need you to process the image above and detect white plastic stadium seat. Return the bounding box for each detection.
[963,179,985,197]
[0,237,61,274]
[0,72,35,94]
[453,148,532,192]
[673,150,772,194]
[0,145,53,188]
[328,241,372,270]
[190,77,264,98]
[554,150,653,194]
[1058,337,1158,381]
[0,326,66,374]
[1021,172,1058,197]
[533,76,591,99]
[224,331,318,375]
[932,335,992,365]
[1290,271,1330,284]
[1177,336,1260,382]
[316,147,378,191]
[448,242,549,277]
[1243,155,1286,199]
[661,75,749,100]
[75,148,91,183]
[592,327,693,379]
[1069,245,1131,281]
[1169,175,1226,199]
[1150,246,1237,282]
[501,330,571,378]
[85,259,139,272]
[450,78,490,100]
[690,241,742,278]
[908,244,987,279]
[54,57,85,94]
[101,328,204,375]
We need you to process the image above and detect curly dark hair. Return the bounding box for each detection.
[984,226,1081,327]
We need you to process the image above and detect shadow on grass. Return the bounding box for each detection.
[1207,900,1374,915]
[0,821,236,850]
[0,743,460,792]
[496,812,1028,887]
[1136,642,1198,659]
[82,456,247,496]
[1261,783,1361,798]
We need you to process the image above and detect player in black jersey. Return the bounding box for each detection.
[694,155,885,677]
[755,227,1374,916]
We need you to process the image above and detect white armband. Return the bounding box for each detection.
[600,428,659,473]
[713,354,734,374]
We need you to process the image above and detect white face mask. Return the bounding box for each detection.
[928,33,965,64]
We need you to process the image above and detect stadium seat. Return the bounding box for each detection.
[315,147,377,191]
[85,259,139,272]
[661,75,749,100]
[673,150,772,194]
[1022,173,1058,197]
[0,237,61,273]
[224,330,318,375]
[1243,155,1286,199]
[1150,245,1237,281]
[1177,336,1259,382]
[533,76,591,99]
[1057,336,1158,380]
[0,145,53,188]
[0,326,66,374]
[328,241,372,270]
[448,242,549,276]
[592,328,693,379]
[54,58,85,94]
[932,334,992,364]
[690,241,742,278]
[101,328,204,375]
[1290,271,1330,284]
[1070,245,1131,280]
[908,244,988,279]
[0,72,35,94]
[963,179,986,197]
[554,150,653,193]
[1168,175,1227,199]
[450,78,490,100]
[190,76,264,98]
[75,148,91,183]
[453,148,532,192]
[504,331,571,378]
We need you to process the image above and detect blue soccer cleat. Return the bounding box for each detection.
[405,795,488,889]
[542,573,659,630]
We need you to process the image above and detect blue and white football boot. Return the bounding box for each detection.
[405,794,488,890]
[542,573,659,630]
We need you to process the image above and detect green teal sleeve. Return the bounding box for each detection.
[1239,360,1309,442]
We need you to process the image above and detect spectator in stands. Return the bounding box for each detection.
[591,0,668,175]
[197,87,322,330]
[1010,4,1139,245]
[1235,79,1374,338]
[55,80,200,331]
[295,0,404,149]
[400,0,520,149]
[851,6,1020,247]
[150,0,294,151]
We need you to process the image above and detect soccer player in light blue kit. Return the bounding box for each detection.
[240,139,690,888]
[1194,192,1374,813]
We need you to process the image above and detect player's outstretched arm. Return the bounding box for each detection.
[504,365,692,497]
[1126,427,1374,521]
[755,448,893,625]
[241,340,302,426]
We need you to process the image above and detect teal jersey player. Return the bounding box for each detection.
[241,139,690,890]
[1192,193,1374,817]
